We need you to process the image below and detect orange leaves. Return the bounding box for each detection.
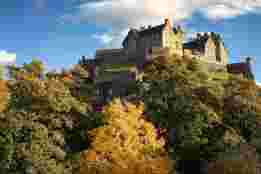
[81,150,98,161]
[62,72,73,81]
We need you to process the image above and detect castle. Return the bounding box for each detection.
[95,19,229,67]
[89,19,254,102]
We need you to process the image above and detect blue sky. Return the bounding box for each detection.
[0,0,260,83]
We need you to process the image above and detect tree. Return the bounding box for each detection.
[81,98,167,170]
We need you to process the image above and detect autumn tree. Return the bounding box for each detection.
[0,80,9,112]
[80,98,167,172]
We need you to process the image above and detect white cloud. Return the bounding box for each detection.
[202,4,245,19]
[0,50,16,64]
[63,0,261,47]
[257,82,261,86]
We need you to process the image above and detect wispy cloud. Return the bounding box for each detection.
[62,0,261,47]
[0,50,16,65]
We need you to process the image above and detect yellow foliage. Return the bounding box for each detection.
[0,80,9,112]
[81,98,167,170]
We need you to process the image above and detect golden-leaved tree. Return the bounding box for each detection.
[80,98,167,171]
[0,80,9,112]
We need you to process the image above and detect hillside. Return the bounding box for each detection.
[0,55,260,174]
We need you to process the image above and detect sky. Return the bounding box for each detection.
[0,0,261,84]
